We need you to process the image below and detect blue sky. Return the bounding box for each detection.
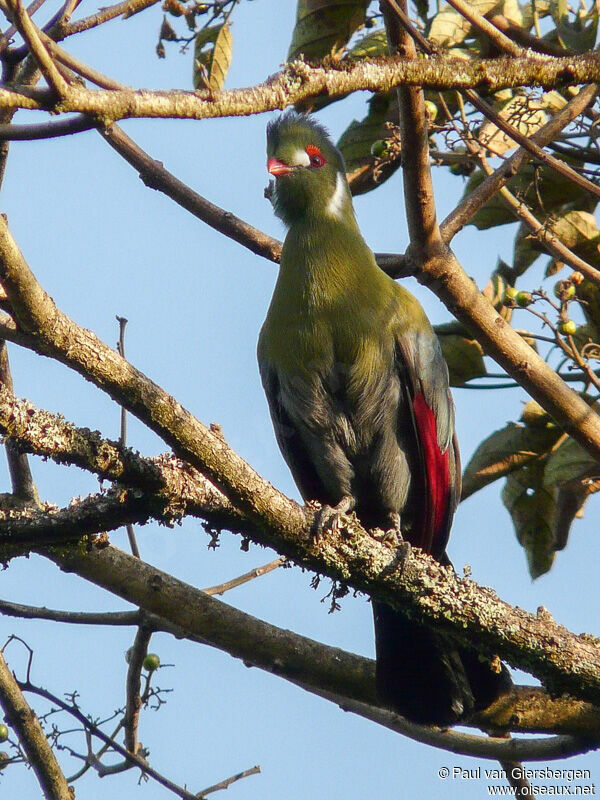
[1,1,599,797]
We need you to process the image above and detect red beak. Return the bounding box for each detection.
[267,157,294,177]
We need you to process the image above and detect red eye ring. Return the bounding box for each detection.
[306,144,325,168]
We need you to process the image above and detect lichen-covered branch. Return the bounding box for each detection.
[2,574,600,745]
[42,542,600,760]
[1,230,600,702]
[1,52,600,121]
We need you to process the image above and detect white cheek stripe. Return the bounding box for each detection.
[290,148,310,167]
[326,171,347,219]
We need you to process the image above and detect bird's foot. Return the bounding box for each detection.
[371,512,402,544]
[371,513,411,567]
[310,495,355,541]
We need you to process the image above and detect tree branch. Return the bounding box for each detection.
[41,541,600,760]
[0,648,72,799]
[3,0,68,96]
[440,84,599,244]
[1,234,600,702]
[0,53,600,120]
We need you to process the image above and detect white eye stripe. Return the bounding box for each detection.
[326,171,347,219]
[289,148,311,167]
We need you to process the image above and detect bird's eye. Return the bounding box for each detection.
[306,145,325,168]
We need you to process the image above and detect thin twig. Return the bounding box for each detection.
[116,315,140,558]
[0,599,142,624]
[198,765,260,798]
[0,648,72,800]
[0,114,96,139]
[203,557,286,596]
[487,14,566,56]
[440,85,598,242]
[0,0,47,53]
[59,0,159,38]
[21,681,200,800]
[3,0,68,95]
[39,29,127,90]
[123,625,151,755]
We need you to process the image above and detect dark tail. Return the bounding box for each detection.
[373,602,511,725]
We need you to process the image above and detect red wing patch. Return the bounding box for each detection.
[412,392,451,556]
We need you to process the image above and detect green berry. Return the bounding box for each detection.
[559,320,577,336]
[553,280,576,299]
[515,291,532,307]
[370,139,389,158]
[143,653,161,672]
[504,286,518,303]
[0,725,9,743]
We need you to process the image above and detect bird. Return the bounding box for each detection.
[257,110,510,725]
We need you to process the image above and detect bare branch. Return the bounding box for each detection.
[203,557,286,596]
[0,648,72,800]
[21,680,201,800]
[101,124,283,262]
[123,625,151,755]
[198,765,261,798]
[0,343,39,505]
[3,0,68,95]
[58,0,159,38]
[0,114,96,139]
[440,84,599,243]
[383,0,442,260]
[445,0,523,56]
[42,542,600,759]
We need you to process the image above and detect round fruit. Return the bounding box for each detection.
[504,286,518,303]
[570,271,584,285]
[370,139,389,158]
[515,291,532,307]
[553,280,575,299]
[559,320,577,336]
[0,725,9,743]
[143,653,161,672]
[424,100,438,121]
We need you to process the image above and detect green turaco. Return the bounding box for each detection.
[257,111,510,725]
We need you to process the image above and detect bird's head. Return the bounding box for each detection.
[266,111,352,226]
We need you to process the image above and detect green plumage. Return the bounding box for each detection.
[258,111,510,724]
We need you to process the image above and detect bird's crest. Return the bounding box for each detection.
[266,111,332,152]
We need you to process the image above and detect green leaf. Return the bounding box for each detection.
[544,210,600,276]
[513,221,543,276]
[347,26,387,58]
[287,0,369,61]
[429,0,500,47]
[437,333,486,387]
[502,460,557,578]
[461,170,515,230]
[193,23,233,91]
[544,434,600,490]
[462,420,561,500]
[551,0,598,53]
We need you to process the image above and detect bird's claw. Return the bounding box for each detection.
[310,496,354,541]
